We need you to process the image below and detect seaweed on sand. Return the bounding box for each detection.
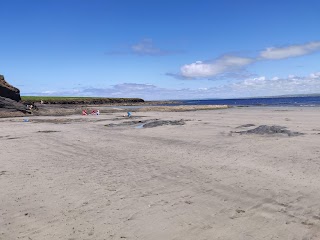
[235,125,303,136]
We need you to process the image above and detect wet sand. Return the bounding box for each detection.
[1,107,320,239]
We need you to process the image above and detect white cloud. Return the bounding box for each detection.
[107,39,183,56]
[42,90,56,94]
[131,39,162,55]
[310,72,320,79]
[180,56,253,78]
[198,87,208,91]
[260,41,320,59]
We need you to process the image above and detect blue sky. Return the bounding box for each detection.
[1,0,320,100]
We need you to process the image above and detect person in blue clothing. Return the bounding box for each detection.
[127,112,131,117]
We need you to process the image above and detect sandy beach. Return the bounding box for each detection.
[1,107,320,240]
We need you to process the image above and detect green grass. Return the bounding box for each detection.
[22,96,104,101]
[21,96,144,104]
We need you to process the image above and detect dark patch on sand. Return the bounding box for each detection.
[32,118,103,124]
[0,170,7,176]
[143,119,185,128]
[32,119,77,124]
[37,130,61,133]
[0,135,20,140]
[111,116,147,121]
[105,119,152,127]
[105,119,186,128]
[235,125,304,136]
[236,124,255,128]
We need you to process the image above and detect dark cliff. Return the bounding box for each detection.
[0,75,21,101]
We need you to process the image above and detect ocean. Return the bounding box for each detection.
[178,96,320,107]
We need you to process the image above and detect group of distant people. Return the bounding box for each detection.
[26,103,38,111]
[82,109,100,116]
[26,100,44,111]
[81,110,131,117]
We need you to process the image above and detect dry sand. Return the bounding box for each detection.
[1,107,320,240]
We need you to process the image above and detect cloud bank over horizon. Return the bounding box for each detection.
[23,72,320,100]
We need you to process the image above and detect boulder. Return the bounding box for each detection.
[0,96,28,113]
[0,75,21,101]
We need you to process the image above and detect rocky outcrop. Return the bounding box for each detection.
[0,75,21,102]
[0,96,29,113]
